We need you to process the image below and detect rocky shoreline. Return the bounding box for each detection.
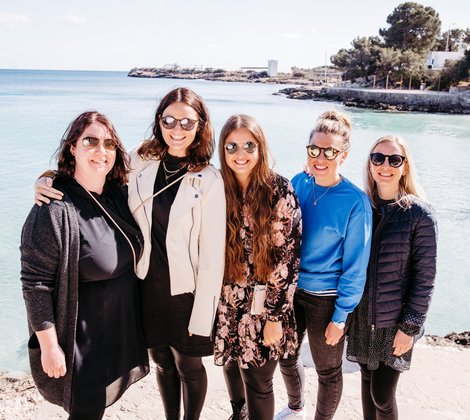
[128,67,313,85]
[277,86,470,114]
[1,332,468,419]
[128,67,470,114]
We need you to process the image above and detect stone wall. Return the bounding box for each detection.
[278,86,470,114]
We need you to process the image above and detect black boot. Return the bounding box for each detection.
[228,399,248,420]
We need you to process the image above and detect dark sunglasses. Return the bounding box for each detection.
[160,115,199,131]
[306,144,344,160]
[224,141,258,154]
[370,152,406,168]
[81,136,117,151]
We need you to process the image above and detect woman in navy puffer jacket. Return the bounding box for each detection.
[347,135,438,420]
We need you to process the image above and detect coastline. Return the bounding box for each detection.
[2,334,469,419]
[277,86,470,114]
[127,67,321,85]
[128,67,470,114]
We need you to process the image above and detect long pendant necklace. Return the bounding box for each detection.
[313,182,331,206]
[162,161,184,184]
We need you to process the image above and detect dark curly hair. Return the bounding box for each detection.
[54,111,130,185]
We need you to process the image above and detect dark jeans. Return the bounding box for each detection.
[149,346,207,420]
[279,291,347,420]
[223,358,278,420]
[360,362,400,420]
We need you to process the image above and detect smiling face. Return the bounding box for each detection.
[70,122,116,189]
[224,127,259,191]
[159,102,199,157]
[307,132,348,186]
[369,140,407,199]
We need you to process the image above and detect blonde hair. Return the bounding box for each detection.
[364,135,426,209]
[218,114,275,285]
[309,110,352,149]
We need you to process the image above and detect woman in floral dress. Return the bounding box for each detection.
[214,114,302,420]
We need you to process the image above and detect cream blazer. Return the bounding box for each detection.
[128,149,226,337]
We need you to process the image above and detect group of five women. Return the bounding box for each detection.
[22,86,437,420]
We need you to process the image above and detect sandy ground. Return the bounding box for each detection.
[1,338,469,420]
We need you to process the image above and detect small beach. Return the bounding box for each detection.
[2,337,469,419]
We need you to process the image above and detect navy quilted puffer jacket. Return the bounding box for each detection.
[367,196,438,331]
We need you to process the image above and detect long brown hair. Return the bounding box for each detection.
[364,135,426,209]
[54,111,129,185]
[138,87,214,172]
[218,114,275,284]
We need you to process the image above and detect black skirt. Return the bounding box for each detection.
[140,263,214,357]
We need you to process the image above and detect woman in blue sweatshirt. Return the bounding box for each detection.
[276,110,372,420]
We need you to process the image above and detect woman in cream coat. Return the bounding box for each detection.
[127,87,225,420]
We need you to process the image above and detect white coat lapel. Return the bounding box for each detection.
[170,174,202,221]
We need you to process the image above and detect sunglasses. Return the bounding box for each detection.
[306,145,344,160]
[81,136,117,151]
[370,153,406,168]
[224,141,258,154]
[160,115,199,131]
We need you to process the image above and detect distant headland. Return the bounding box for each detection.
[127,66,319,85]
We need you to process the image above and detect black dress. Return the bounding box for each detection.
[60,179,149,412]
[140,154,214,356]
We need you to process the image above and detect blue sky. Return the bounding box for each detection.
[1,0,469,72]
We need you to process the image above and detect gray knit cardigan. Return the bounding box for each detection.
[20,195,79,412]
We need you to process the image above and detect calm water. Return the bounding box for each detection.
[1,69,469,372]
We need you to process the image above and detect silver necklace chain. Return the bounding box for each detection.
[162,161,185,183]
[312,176,342,205]
[313,182,331,206]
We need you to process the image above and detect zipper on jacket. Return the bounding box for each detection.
[188,178,197,284]
[370,205,394,328]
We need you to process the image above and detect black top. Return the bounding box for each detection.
[140,154,214,356]
[61,178,149,411]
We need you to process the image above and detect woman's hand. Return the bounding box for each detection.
[41,345,67,378]
[262,320,283,346]
[392,329,414,356]
[325,322,345,346]
[36,327,66,378]
[35,177,63,206]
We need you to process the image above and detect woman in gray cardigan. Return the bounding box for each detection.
[21,111,149,419]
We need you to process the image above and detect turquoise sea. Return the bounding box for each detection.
[1,69,469,372]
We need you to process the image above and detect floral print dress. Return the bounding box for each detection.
[214,174,302,369]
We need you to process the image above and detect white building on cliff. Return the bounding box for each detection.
[426,50,465,70]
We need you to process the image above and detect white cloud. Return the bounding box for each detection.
[281,33,302,40]
[64,14,87,24]
[0,12,31,27]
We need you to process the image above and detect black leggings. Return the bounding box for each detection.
[359,362,401,420]
[223,358,278,420]
[68,409,105,420]
[149,346,207,420]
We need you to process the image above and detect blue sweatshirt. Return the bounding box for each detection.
[291,172,372,323]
